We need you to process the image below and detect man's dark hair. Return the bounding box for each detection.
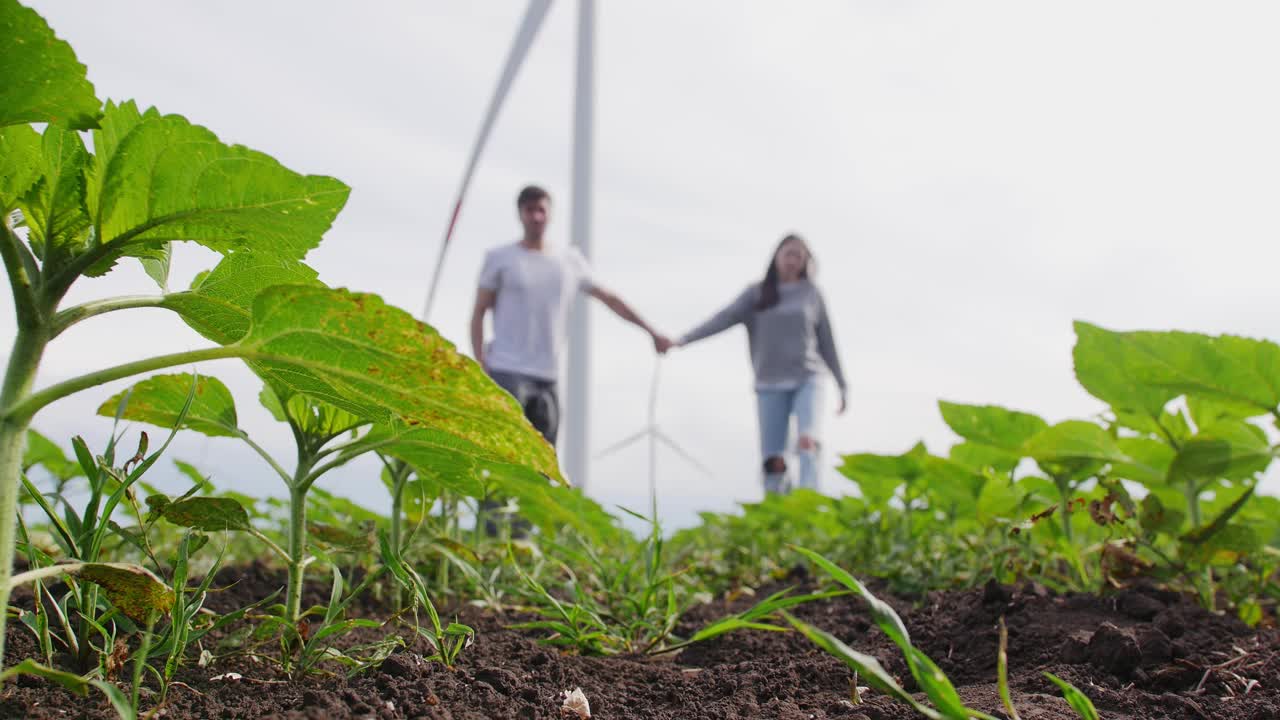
[517,185,551,209]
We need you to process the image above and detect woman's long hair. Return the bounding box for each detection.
[755,233,814,311]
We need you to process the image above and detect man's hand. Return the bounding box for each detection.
[837,390,848,415]
[653,334,675,354]
[470,288,496,368]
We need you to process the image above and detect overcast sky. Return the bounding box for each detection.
[10,1,1280,528]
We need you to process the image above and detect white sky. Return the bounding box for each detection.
[10,1,1280,528]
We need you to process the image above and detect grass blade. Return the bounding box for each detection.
[792,546,910,647]
[998,618,1021,720]
[1043,672,1099,720]
[783,612,943,720]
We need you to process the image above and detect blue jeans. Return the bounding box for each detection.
[483,369,558,538]
[756,376,824,494]
[486,369,560,445]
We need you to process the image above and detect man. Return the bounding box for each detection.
[471,184,672,469]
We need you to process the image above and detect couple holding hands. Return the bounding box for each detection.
[470,185,846,495]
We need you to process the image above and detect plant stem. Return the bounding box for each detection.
[2,345,241,421]
[239,433,294,487]
[284,440,319,632]
[49,295,165,338]
[0,325,50,671]
[285,482,309,629]
[1055,476,1075,546]
[247,528,291,566]
[1185,476,1202,529]
[0,222,39,328]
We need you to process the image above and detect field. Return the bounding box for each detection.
[1,2,1278,718]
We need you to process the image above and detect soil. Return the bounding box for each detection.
[2,562,1276,720]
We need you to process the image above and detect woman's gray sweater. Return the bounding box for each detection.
[678,279,846,391]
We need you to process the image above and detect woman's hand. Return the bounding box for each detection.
[653,333,676,354]
[837,391,847,415]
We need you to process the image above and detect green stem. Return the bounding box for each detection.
[390,477,404,559]
[239,433,293,487]
[390,469,407,613]
[1185,476,1202,529]
[49,295,165,339]
[285,483,308,630]
[0,222,39,328]
[2,345,240,422]
[283,446,317,631]
[1055,476,1075,546]
[436,493,452,595]
[0,325,50,672]
[247,527,291,566]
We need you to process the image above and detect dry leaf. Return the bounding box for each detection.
[560,687,591,718]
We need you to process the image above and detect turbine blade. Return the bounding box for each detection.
[654,429,713,477]
[594,428,650,459]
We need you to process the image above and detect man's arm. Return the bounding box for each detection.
[587,286,672,353]
[470,288,496,367]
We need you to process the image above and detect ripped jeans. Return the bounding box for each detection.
[756,376,824,494]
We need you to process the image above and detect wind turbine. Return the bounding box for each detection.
[419,0,597,491]
[594,360,712,521]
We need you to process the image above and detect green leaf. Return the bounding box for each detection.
[308,488,384,526]
[159,497,252,533]
[1043,672,1100,720]
[976,475,1025,523]
[1111,437,1175,488]
[162,250,321,345]
[345,423,507,498]
[919,455,985,510]
[85,100,150,221]
[1138,494,1185,536]
[0,124,42,209]
[1169,421,1274,483]
[22,428,81,480]
[1073,322,1177,434]
[94,111,348,270]
[1183,486,1257,545]
[10,562,174,622]
[1023,421,1131,466]
[0,0,101,129]
[231,285,562,483]
[939,401,1047,453]
[97,373,239,438]
[1187,395,1264,428]
[20,124,91,263]
[489,466,620,541]
[1076,322,1280,419]
[308,522,372,552]
[838,444,926,507]
[1188,523,1262,566]
[260,384,363,439]
[140,241,173,290]
[173,460,213,491]
[949,441,1020,475]
[1238,601,1264,627]
[75,563,174,622]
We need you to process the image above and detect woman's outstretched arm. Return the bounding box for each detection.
[677,286,755,347]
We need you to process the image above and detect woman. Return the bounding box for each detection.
[673,234,847,494]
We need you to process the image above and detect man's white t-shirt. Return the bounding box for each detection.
[478,241,595,382]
